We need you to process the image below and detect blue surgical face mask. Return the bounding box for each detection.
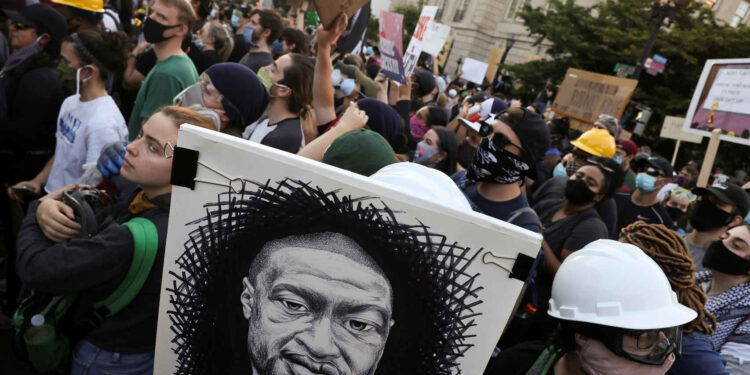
[194,38,205,49]
[636,172,657,192]
[744,210,750,224]
[366,46,374,55]
[271,39,284,53]
[331,69,343,86]
[553,162,568,178]
[614,156,623,165]
[210,9,217,18]
[339,78,356,96]
[243,26,259,48]
[231,15,240,28]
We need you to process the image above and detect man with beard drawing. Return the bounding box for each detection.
[240,232,394,375]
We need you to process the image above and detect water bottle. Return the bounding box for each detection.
[24,314,54,344]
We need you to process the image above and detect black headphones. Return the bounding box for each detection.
[61,188,114,239]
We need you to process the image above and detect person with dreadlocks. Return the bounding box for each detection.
[619,222,727,375]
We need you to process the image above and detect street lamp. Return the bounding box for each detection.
[493,37,517,84]
[633,0,688,79]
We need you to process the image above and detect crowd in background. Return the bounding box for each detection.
[1,0,750,374]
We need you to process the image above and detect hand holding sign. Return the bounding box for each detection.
[311,0,370,29]
[316,12,348,49]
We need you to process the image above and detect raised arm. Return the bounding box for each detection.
[312,12,348,126]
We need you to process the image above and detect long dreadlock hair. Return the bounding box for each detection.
[619,222,716,335]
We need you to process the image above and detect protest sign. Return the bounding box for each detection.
[460,57,489,85]
[311,0,370,29]
[402,5,438,77]
[435,35,453,71]
[551,68,637,124]
[154,126,542,375]
[661,116,702,144]
[378,10,406,83]
[683,58,750,146]
[421,22,450,57]
[485,48,504,83]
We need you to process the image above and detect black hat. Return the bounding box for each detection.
[1,4,67,42]
[413,69,436,97]
[694,182,750,218]
[636,156,674,178]
[498,108,551,166]
[237,4,252,17]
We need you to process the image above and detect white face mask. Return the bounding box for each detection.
[75,64,94,96]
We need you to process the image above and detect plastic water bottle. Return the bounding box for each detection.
[24,314,54,344]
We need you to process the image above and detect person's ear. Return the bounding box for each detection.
[729,215,743,228]
[434,151,447,162]
[288,42,296,51]
[85,64,99,81]
[593,193,605,204]
[388,319,395,330]
[37,33,51,46]
[241,277,255,320]
[276,85,292,98]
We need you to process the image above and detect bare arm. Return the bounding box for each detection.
[312,12,348,126]
[298,103,368,161]
[123,42,150,90]
[295,1,307,31]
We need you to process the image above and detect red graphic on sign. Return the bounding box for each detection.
[414,16,430,41]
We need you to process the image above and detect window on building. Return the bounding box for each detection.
[506,0,531,20]
[435,0,446,21]
[730,1,749,26]
[453,0,471,22]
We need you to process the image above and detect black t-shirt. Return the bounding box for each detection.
[228,34,249,63]
[614,191,673,232]
[191,48,219,74]
[533,198,608,260]
[460,179,542,234]
[135,48,157,76]
[485,340,554,375]
[531,176,619,239]
[258,117,303,154]
[239,51,273,73]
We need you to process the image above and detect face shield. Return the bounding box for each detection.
[596,325,682,365]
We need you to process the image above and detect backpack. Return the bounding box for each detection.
[11,217,158,373]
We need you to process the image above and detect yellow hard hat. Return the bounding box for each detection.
[570,128,616,158]
[52,0,104,13]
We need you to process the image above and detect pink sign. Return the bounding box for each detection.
[379,11,406,83]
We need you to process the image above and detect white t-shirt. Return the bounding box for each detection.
[46,95,128,192]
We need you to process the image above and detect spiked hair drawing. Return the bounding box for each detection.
[167,178,484,374]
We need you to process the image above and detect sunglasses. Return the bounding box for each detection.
[639,167,666,178]
[492,132,524,154]
[12,22,32,31]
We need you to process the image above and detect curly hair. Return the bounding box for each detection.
[168,178,483,375]
[619,222,716,335]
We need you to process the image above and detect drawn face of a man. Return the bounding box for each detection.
[241,235,395,375]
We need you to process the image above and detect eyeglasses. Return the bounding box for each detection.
[134,131,175,159]
[593,325,682,366]
[640,167,665,178]
[199,77,225,111]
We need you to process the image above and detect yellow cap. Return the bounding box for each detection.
[52,0,104,13]
[570,128,616,158]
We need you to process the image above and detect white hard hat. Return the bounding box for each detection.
[548,239,697,330]
[370,163,472,212]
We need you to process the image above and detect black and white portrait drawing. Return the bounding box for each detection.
[153,126,542,375]
[168,179,482,375]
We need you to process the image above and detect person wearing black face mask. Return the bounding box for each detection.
[684,182,750,272]
[697,224,750,374]
[128,0,199,140]
[454,107,551,234]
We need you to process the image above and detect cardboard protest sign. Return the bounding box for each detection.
[378,11,406,83]
[660,116,702,144]
[435,35,453,71]
[485,48,504,83]
[402,5,438,78]
[461,57,489,85]
[154,126,542,375]
[551,68,637,124]
[311,0,370,29]
[683,59,750,146]
[421,22,450,57]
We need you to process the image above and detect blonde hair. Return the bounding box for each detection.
[206,21,234,62]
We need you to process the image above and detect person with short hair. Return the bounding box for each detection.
[238,8,282,73]
[50,0,102,33]
[16,106,217,375]
[278,27,309,55]
[684,182,750,272]
[615,139,639,192]
[127,0,199,140]
[614,155,675,231]
[227,4,252,62]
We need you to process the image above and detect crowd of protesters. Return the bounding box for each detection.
[1,0,750,374]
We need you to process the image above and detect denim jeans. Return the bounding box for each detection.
[70,340,154,375]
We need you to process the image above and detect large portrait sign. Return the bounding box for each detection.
[154,126,542,374]
[683,59,750,146]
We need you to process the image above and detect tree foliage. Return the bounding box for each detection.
[511,0,750,173]
[393,0,425,49]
